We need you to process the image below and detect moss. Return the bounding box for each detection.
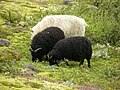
[24,81,43,89]
[0,46,22,61]
[0,25,13,39]
[0,0,119,90]
[0,75,73,90]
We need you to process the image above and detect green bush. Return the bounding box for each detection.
[84,0,119,46]
[92,43,120,59]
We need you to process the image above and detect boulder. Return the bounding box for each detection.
[0,38,11,46]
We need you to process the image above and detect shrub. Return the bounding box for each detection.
[92,43,119,59]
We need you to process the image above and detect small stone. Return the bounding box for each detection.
[0,38,11,46]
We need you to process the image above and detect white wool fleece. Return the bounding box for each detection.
[31,15,88,39]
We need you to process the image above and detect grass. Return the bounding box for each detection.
[0,56,120,89]
[0,0,120,89]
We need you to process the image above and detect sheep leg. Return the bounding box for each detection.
[79,59,84,66]
[46,54,48,61]
[87,59,91,68]
[56,63,59,67]
[38,58,42,62]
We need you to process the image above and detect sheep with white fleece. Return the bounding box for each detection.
[31,15,88,39]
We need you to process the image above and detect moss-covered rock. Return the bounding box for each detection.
[0,38,11,46]
[0,46,22,61]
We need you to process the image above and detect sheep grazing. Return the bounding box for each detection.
[31,15,88,39]
[29,27,65,62]
[48,36,92,68]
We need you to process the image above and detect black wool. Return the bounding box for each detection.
[30,27,65,62]
[48,36,92,67]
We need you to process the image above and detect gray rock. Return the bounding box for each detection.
[63,0,72,6]
[23,64,37,72]
[0,38,11,46]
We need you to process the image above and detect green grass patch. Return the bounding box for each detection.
[0,0,119,89]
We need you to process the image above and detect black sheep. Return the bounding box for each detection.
[29,27,65,62]
[48,36,92,68]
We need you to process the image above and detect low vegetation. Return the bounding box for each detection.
[0,0,120,90]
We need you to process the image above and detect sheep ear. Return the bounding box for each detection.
[34,48,42,52]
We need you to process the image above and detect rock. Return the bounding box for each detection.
[18,21,28,27]
[0,38,11,46]
[38,1,47,6]
[20,64,37,78]
[63,0,72,6]
[23,64,37,72]
[50,65,55,71]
